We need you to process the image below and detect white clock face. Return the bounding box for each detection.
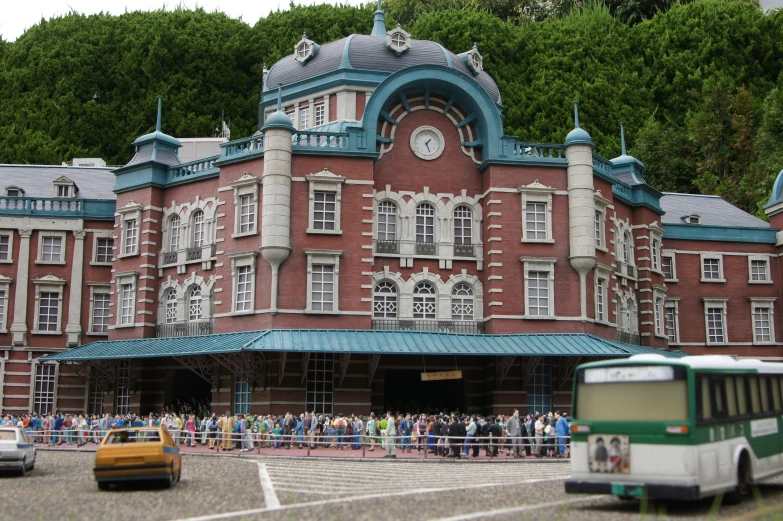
[410,126,445,160]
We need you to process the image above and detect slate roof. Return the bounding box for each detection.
[0,164,116,200]
[41,329,689,361]
[265,35,501,104]
[660,193,769,228]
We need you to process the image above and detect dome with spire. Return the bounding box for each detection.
[564,101,593,147]
[263,2,501,105]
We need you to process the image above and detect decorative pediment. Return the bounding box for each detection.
[517,179,556,194]
[32,273,66,286]
[305,168,346,184]
[53,175,74,185]
[229,173,261,189]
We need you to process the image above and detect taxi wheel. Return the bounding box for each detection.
[164,466,177,488]
[18,459,26,477]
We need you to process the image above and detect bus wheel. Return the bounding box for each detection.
[725,454,750,505]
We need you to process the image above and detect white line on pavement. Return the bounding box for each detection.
[430,496,605,521]
[256,462,281,510]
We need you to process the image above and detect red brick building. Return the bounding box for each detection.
[3,7,781,417]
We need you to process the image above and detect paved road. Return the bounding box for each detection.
[1,451,781,521]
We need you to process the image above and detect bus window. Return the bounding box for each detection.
[735,376,748,415]
[711,377,727,419]
[700,376,712,420]
[749,376,761,414]
[760,376,770,412]
[725,376,738,416]
[773,377,782,412]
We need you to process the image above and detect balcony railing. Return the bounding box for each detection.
[454,242,475,257]
[615,260,637,279]
[0,196,115,220]
[155,321,214,338]
[162,251,177,265]
[186,247,203,261]
[626,264,635,278]
[617,330,641,345]
[375,240,400,254]
[415,241,437,256]
[211,243,217,257]
[372,319,484,334]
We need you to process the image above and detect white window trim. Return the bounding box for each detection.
[117,201,142,258]
[649,228,663,274]
[36,231,67,265]
[662,249,677,283]
[665,297,680,344]
[29,360,59,415]
[0,275,12,333]
[91,230,114,266]
[520,256,557,318]
[593,191,611,253]
[652,285,667,339]
[5,185,24,197]
[702,297,729,346]
[749,297,776,345]
[594,266,610,324]
[700,253,725,283]
[228,251,258,315]
[0,229,14,264]
[87,283,111,336]
[306,169,346,235]
[305,249,342,314]
[114,271,139,328]
[53,176,76,198]
[518,181,555,243]
[32,274,66,335]
[748,254,773,285]
[230,174,261,238]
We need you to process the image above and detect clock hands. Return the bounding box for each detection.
[425,139,432,152]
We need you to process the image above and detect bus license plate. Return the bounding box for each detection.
[587,434,630,474]
[611,483,645,497]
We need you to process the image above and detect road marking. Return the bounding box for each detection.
[430,496,605,520]
[168,477,568,521]
[256,462,280,509]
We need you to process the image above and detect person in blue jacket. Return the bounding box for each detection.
[555,411,569,457]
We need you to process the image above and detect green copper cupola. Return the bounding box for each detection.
[564,101,594,148]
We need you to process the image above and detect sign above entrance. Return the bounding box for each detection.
[421,370,463,382]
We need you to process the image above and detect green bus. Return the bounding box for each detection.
[565,354,783,502]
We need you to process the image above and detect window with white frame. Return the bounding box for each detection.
[700,254,724,282]
[165,289,177,324]
[234,377,251,414]
[56,185,70,198]
[521,257,556,317]
[229,252,257,313]
[314,102,325,126]
[703,299,728,344]
[6,186,22,197]
[33,364,56,414]
[623,231,634,265]
[654,296,664,337]
[230,174,260,237]
[87,367,104,415]
[32,274,65,334]
[594,211,602,248]
[299,107,310,129]
[526,357,551,415]
[413,282,437,319]
[311,265,335,311]
[377,201,398,241]
[169,215,181,252]
[651,238,661,272]
[306,353,333,415]
[416,204,435,243]
[0,231,12,262]
[94,237,113,264]
[519,182,555,243]
[662,253,676,281]
[53,176,75,198]
[0,288,6,333]
[451,283,474,321]
[750,299,775,344]
[90,288,111,334]
[38,233,64,263]
[115,360,130,416]
[595,273,608,322]
[192,210,205,248]
[120,283,134,326]
[189,287,203,321]
[617,296,638,333]
[306,170,345,234]
[373,281,397,318]
[665,300,679,343]
[123,218,138,255]
[748,256,771,284]
[454,206,472,244]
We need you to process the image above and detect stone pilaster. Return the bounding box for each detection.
[65,230,86,346]
[10,228,32,346]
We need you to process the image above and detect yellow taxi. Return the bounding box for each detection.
[93,426,182,490]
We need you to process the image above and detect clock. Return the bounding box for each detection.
[410,126,445,160]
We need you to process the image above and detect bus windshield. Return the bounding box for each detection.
[575,365,689,422]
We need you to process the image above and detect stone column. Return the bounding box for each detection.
[65,230,86,346]
[567,143,597,319]
[10,228,32,346]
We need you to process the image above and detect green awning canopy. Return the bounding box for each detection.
[40,329,689,362]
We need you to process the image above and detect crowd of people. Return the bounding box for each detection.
[1,409,569,459]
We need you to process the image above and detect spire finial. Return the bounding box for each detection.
[620,121,627,156]
[156,95,163,132]
[372,0,386,36]
[573,100,580,129]
[276,84,283,112]
[377,0,382,10]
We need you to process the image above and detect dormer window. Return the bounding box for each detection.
[5,186,23,197]
[466,44,483,75]
[385,24,411,56]
[294,33,319,64]
[53,176,76,198]
[683,214,701,224]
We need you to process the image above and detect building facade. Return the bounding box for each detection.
[2,6,782,417]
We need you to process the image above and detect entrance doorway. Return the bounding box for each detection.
[163,369,213,414]
[383,370,466,414]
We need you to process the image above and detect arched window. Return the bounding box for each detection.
[372,281,397,319]
[165,290,177,324]
[413,282,436,320]
[189,287,202,321]
[377,201,397,241]
[626,298,637,333]
[453,206,472,245]
[416,204,435,244]
[451,283,474,321]
[169,215,181,253]
[623,231,633,265]
[192,210,205,248]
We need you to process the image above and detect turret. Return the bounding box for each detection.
[565,101,597,319]
[260,85,296,312]
[371,0,387,36]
